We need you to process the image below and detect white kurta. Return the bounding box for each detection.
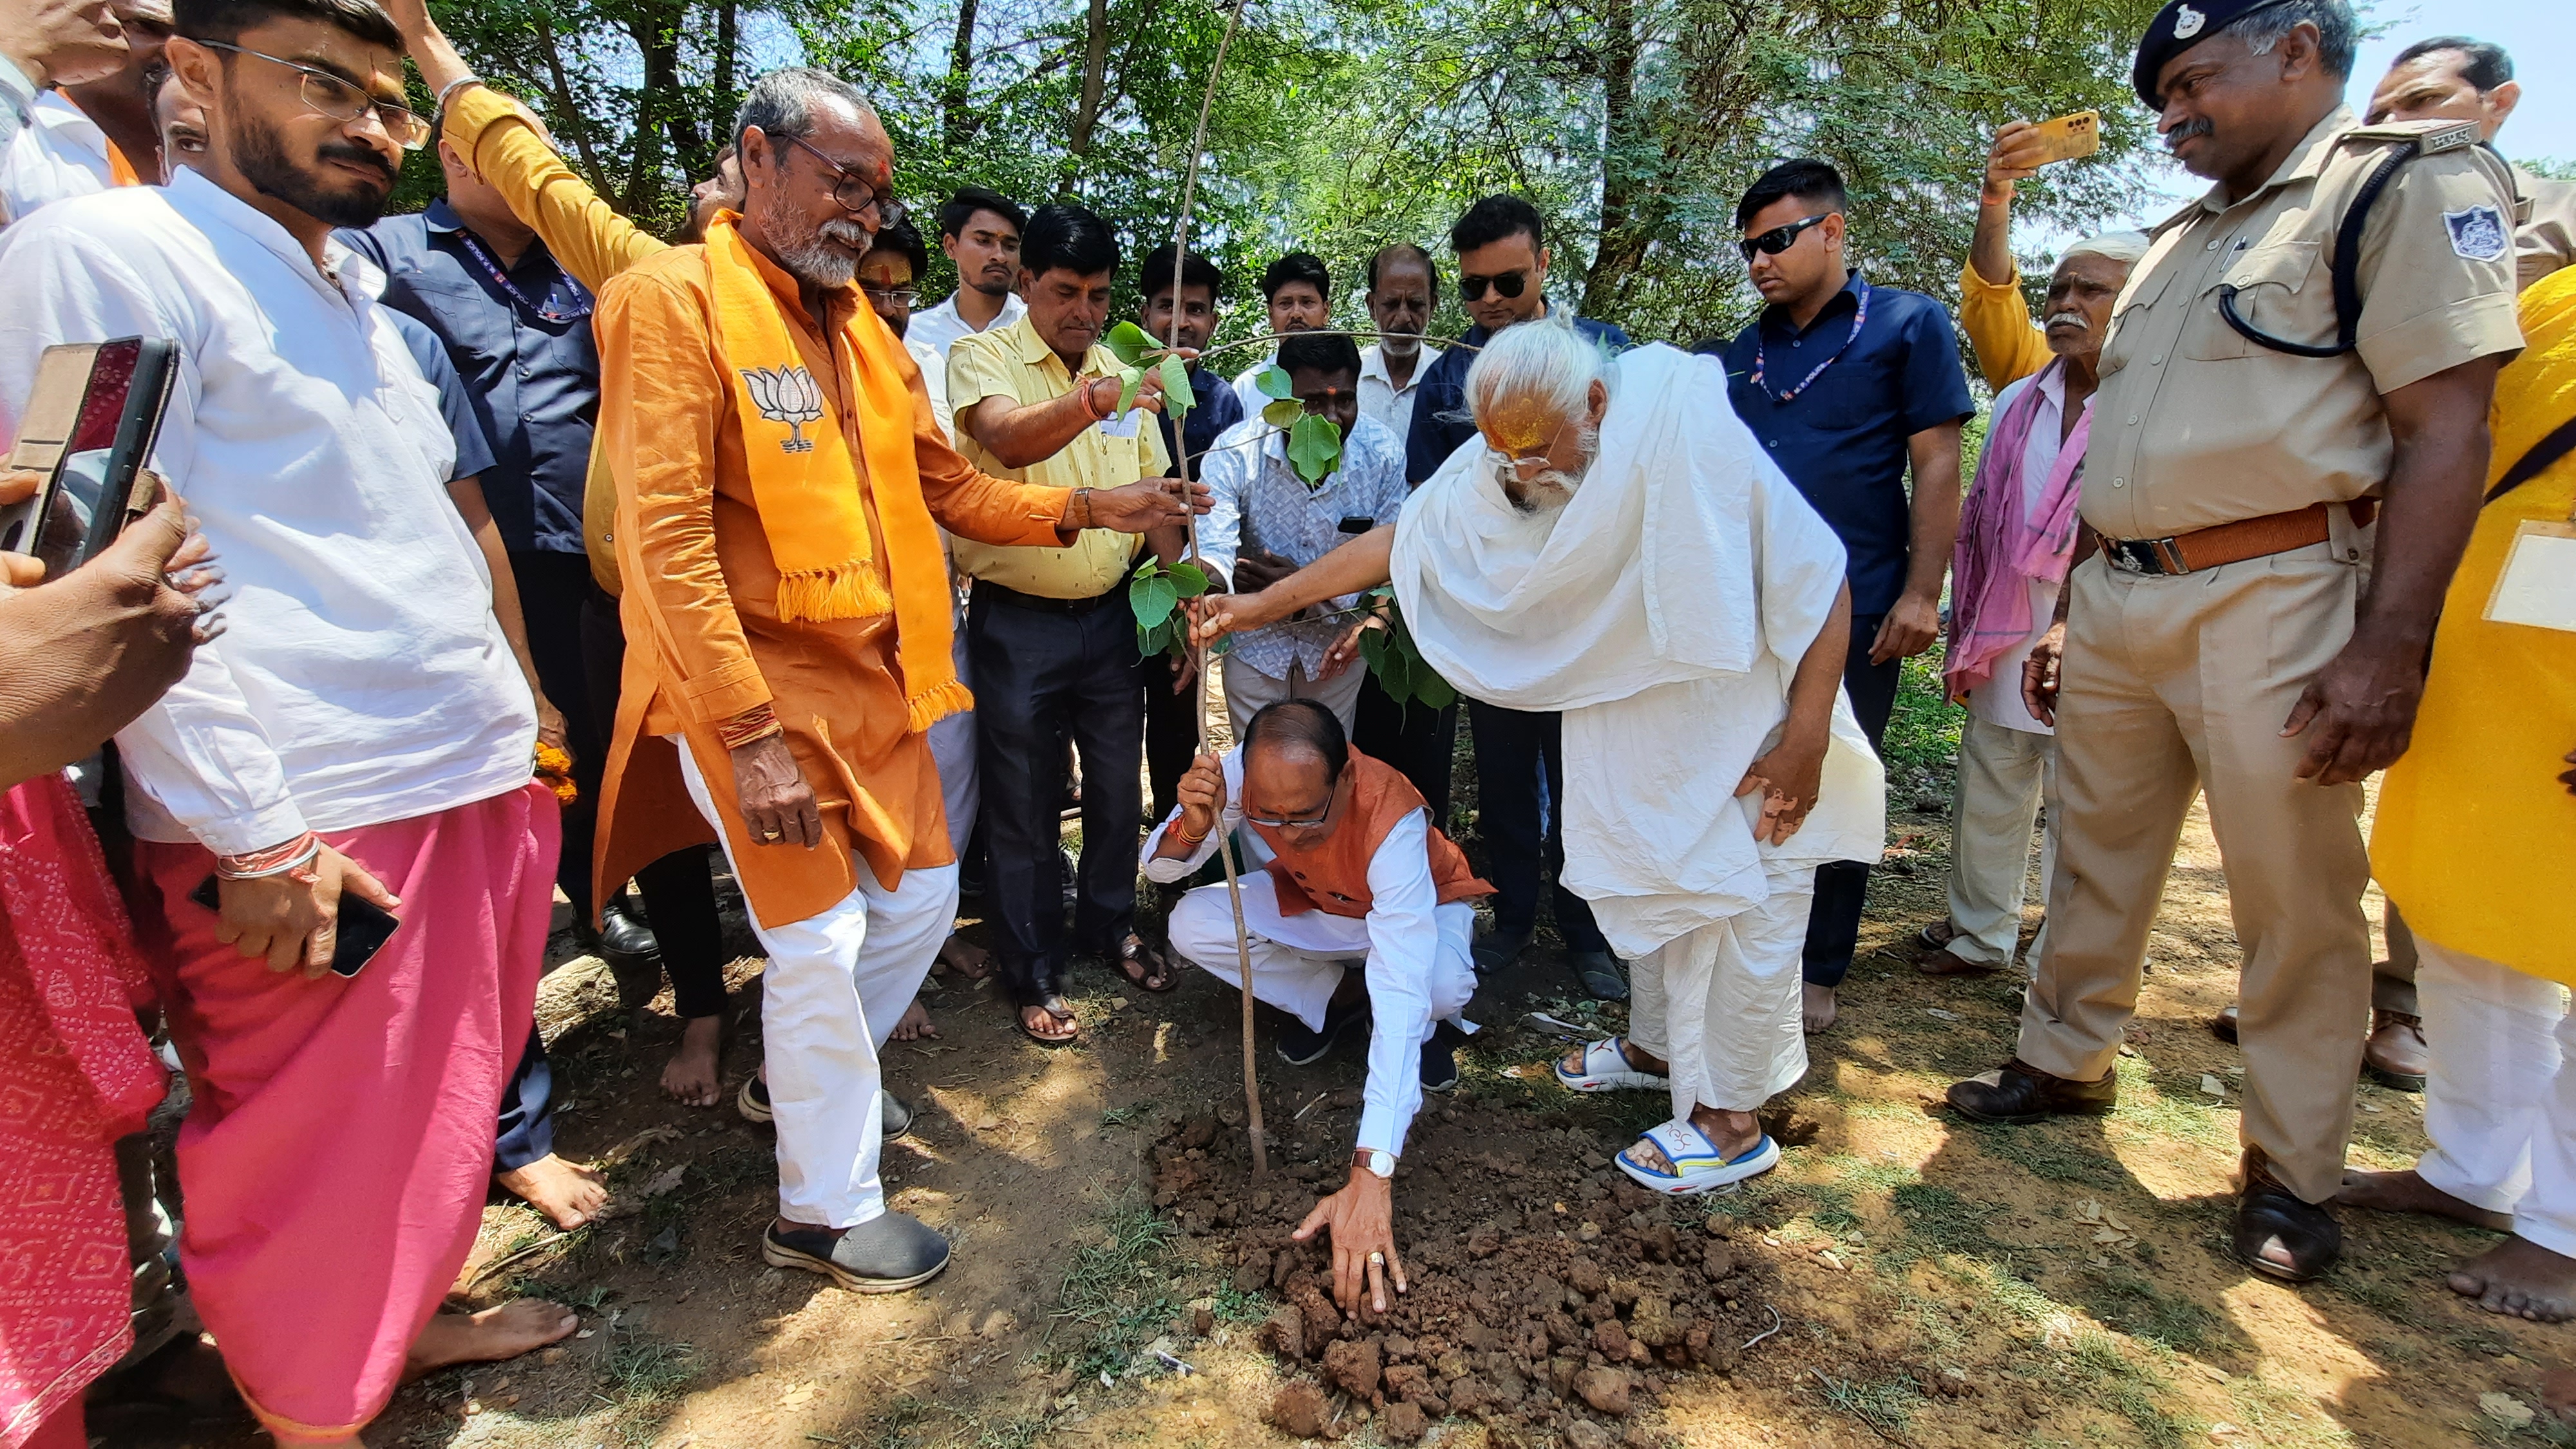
[1388,343,1888,1113]
[1142,749,1473,1157]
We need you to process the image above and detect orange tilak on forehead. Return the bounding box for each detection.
[1478,393,1562,455]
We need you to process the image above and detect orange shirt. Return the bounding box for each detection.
[592,240,1074,928]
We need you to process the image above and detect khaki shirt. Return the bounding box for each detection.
[2516,165,2576,294]
[946,312,1170,598]
[2085,107,2522,542]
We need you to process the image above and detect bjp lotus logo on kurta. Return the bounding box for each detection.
[741,365,825,453]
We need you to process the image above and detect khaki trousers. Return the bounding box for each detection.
[1943,713,2059,971]
[2020,544,2372,1204]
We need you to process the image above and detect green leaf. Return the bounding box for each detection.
[1209,634,1231,658]
[1130,570,1178,629]
[1287,413,1342,486]
[1159,354,1193,417]
[1103,321,1157,367]
[1416,672,1457,709]
[1115,366,1146,418]
[1255,363,1294,401]
[1167,560,1210,598]
[1262,397,1303,428]
[1138,616,1175,659]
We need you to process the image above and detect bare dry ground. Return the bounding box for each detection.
[168,759,2564,1449]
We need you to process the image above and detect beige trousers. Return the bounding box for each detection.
[1943,712,2058,971]
[2020,544,2372,1204]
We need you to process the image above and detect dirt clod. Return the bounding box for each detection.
[1269,1380,1329,1438]
[1576,1366,1631,1416]
[1564,1421,1614,1449]
[1381,1400,1428,1442]
[1322,1337,1382,1401]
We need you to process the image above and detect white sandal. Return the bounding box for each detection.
[1615,1117,1779,1195]
[1553,1036,1669,1094]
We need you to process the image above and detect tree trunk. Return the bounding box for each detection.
[1063,0,1111,191]
[942,0,981,148]
[1582,0,1643,317]
[713,0,741,142]
[528,14,614,198]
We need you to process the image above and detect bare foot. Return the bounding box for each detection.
[1557,1038,1669,1077]
[2338,1168,2513,1231]
[1802,982,1837,1034]
[404,1300,579,1379]
[1019,999,1078,1043]
[891,999,938,1042]
[2544,1367,2576,1426]
[2449,1236,2576,1322]
[659,1014,723,1108]
[495,1153,607,1229]
[936,932,990,980]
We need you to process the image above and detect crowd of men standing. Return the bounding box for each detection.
[1,0,2573,1441]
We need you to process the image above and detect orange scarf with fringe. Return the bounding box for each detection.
[704,215,969,731]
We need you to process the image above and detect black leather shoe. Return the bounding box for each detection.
[1566,950,1629,1001]
[597,900,661,967]
[1945,1058,2117,1124]
[762,1212,950,1293]
[2233,1148,2340,1282]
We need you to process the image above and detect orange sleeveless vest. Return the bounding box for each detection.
[1249,748,1493,920]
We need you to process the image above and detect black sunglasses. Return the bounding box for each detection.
[1738,213,1831,262]
[1459,268,1529,302]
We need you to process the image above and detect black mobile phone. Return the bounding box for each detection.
[0,337,179,574]
[1337,515,1376,535]
[187,873,402,979]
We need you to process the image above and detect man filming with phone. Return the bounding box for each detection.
[0,0,583,1439]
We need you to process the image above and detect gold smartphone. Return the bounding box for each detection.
[2029,110,2101,165]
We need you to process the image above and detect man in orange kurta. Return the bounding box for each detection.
[591,66,1197,1291]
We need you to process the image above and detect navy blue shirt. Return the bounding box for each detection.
[386,310,497,485]
[1712,272,1975,616]
[341,200,598,554]
[1406,312,1633,486]
[1157,363,1245,482]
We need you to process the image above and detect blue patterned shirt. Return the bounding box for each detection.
[1199,411,1409,679]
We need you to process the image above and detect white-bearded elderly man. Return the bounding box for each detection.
[1194,318,1886,1195]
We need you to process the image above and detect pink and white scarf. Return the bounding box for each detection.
[1943,359,2092,702]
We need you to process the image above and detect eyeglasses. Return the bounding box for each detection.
[1738,213,1830,261]
[1458,268,1529,302]
[785,134,905,227]
[860,283,916,308]
[1245,805,1334,829]
[195,40,430,149]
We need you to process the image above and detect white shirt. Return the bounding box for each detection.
[1963,370,2068,737]
[1140,748,1444,1156]
[0,170,537,852]
[1197,412,1408,679]
[905,333,954,441]
[1358,342,1439,444]
[1229,355,1276,421]
[906,288,1024,368]
[0,90,115,227]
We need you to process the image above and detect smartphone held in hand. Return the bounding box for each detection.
[2029,111,2101,166]
[0,337,178,576]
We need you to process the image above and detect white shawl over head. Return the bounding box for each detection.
[1388,344,1886,956]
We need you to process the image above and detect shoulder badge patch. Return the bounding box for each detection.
[2443,205,2509,263]
[2173,3,2204,37]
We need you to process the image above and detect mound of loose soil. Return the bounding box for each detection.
[1152,1108,1785,1444]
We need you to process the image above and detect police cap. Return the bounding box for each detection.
[2132,0,2294,110]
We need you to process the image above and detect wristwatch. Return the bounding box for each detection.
[1354,1148,1396,1179]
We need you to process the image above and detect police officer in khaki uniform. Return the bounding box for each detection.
[2366,36,2576,294]
[1946,0,2522,1283]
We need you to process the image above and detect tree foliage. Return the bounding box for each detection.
[414,0,2167,347]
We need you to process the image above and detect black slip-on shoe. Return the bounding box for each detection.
[737,1074,772,1124]
[882,1092,913,1140]
[1276,999,1367,1066]
[1944,1058,2117,1124]
[1566,950,1629,1001]
[1421,1028,1460,1092]
[762,1212,951,1293]
[2233,1151,2341,1283]
[1470,928,1530,974]
[2209,1003,2241,1044]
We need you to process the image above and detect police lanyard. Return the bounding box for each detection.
[452,228,591,323]
[1750,278,1870,403]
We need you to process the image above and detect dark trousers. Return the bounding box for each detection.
[1144,652,1200,823]
[495,1023,553,1172]
[969,581,1145,1007]
[1466,700,1607,954]
[1353,674,1457,829]
[1804,611,1902,987]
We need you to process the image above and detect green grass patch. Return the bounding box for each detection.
[2074,1267,2224,1352]
[1051,1206,1182,1380]
[1882,652,1964,780]
[1889,1181,2001,1258]
[1965,1120,2125,1187]
[1812,1366,1926,1439]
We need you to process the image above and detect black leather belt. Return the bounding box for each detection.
[974,578,1124,615]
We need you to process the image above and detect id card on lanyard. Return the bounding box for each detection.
[2484,513,2576,634]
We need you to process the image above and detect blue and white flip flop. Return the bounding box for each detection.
[1552,1036,1669,1094]
[1615,1117,1779,1195]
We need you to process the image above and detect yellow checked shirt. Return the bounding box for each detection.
[2084,108,2523,542]
[945,312,1170,598]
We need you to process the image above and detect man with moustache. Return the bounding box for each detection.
[947,202,1193,1045]
[1944,0,2521,1285]
[909,186,1025,434]
[0,0,592,1435]
[41,0,176,189]
[1229,250,1333,417]
[1358,242,1440,442]
[590,71,1200,1289]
